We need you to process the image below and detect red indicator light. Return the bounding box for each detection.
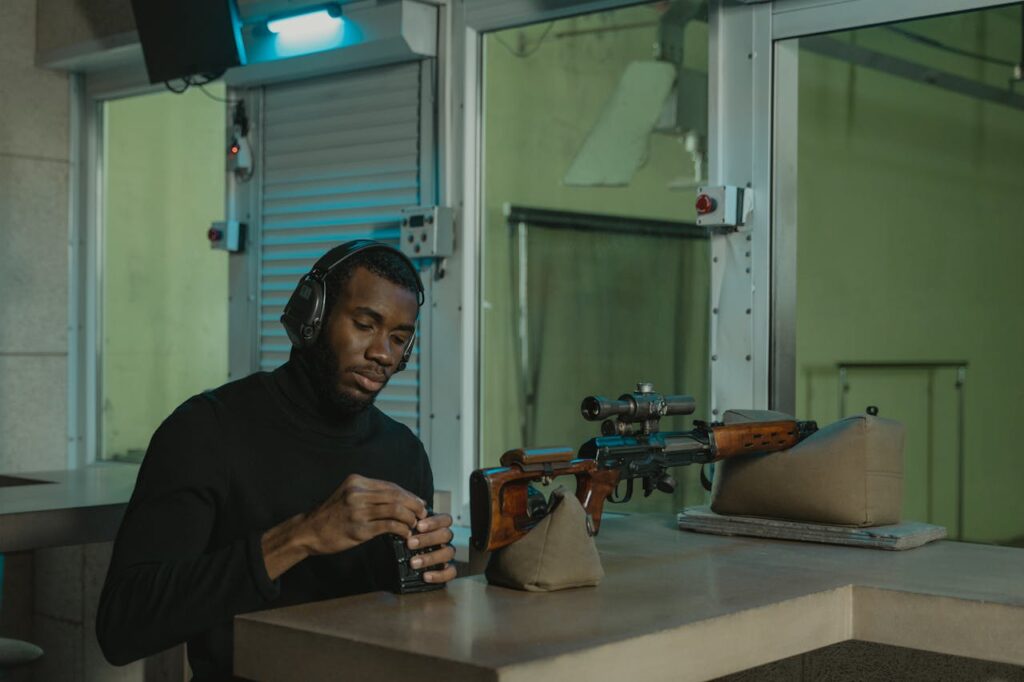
[229,144,240,155]
[695,194,716,215]
[208,228,223,242]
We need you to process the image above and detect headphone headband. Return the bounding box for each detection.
[279,240,424,371]
[309,241,425,305]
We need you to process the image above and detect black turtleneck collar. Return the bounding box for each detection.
[266,349,372,440]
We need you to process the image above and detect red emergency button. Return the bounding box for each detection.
[208,227,223,242]
[695,193,717,215]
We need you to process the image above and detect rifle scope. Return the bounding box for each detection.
[581,388,695,423]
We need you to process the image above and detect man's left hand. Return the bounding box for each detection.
[408,513,457,584]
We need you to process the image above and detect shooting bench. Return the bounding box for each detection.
[234,514,1024,681]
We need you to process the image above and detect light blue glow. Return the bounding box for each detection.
[266,9,343,39]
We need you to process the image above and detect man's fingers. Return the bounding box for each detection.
[364,519,413,540]
[414,512,453,534]
[421,563,457,584]
[409,545,455,571]
[407,527,453,549]
[365,502,420,529]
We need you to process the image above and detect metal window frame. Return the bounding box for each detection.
[710,0,1017,416]
[69,64,164,468]
[227,86,263,384]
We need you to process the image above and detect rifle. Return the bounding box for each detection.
[469,383,818,551]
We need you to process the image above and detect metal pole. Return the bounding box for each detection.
[838,366,848,418]
[515,221,530,445]
[956,366,966,541]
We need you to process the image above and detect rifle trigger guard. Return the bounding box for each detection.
[610,477,634,504]
[700,464,713,492]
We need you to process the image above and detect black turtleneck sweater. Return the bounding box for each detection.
[96,357,433,680]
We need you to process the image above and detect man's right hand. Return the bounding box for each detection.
[260,474,427,580]
[300,474,428,556]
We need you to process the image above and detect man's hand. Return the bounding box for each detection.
[301,474,428,555]
[261,474,427,580]
[408,513,457,585]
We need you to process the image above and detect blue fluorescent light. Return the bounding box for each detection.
[266,9,343,38]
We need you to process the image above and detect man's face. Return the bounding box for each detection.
[311,266,419,414]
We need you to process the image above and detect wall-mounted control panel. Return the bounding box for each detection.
[400,206,454,259]
[208,220,247,253]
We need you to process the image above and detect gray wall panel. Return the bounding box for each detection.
[1,0,70,160]
[0,0,71,475]
[0,155,70,353]
[35,0,136,58]
[0,355,68,473]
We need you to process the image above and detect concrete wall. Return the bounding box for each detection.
[0,4,96,681]
[0,0,71,476]
[0,3,179,681]
[35,0,135,58]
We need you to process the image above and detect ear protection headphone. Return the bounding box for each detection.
[279,240,425,372]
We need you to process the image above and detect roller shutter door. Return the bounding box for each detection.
[256,62,427,434]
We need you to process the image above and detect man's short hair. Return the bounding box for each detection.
[322,247,421,320]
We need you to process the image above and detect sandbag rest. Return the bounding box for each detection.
[710,409,905,527]
[485,488,604,592]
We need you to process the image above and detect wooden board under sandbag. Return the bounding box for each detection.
[677,505,946,550]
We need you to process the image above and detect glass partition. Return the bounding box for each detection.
[100,86,228,461]
[480,1,712,515]
[781,5,1024,544]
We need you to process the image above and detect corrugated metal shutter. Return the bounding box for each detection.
[257,63,425,434]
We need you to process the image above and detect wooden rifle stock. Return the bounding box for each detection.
[709,420,806,461]
[471,448,629,552]
[470,448,591,551]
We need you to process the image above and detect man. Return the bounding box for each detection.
[97,241,456,680]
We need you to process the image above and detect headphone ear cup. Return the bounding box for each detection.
[281,276,326,349]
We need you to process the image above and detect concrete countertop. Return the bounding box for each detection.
[235,514,1024,682]
[0,463,140,552]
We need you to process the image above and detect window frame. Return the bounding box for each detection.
[708,0,1017,417]
[70,66,166,467]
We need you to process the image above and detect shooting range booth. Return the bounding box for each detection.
[1,0,1023,680]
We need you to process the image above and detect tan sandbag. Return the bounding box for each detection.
[485,488,604,591]
[710,410,905,527]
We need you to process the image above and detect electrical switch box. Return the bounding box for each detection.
[695,185,752,230]
[400,207,454,259]
[208,220,246,253]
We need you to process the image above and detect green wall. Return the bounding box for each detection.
[794,8,1024,544]
[481,5,712,515]
[101,86,228,460]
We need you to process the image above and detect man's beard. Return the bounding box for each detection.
[306,337,380,417]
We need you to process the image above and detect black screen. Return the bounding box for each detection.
[130,0,244,84]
